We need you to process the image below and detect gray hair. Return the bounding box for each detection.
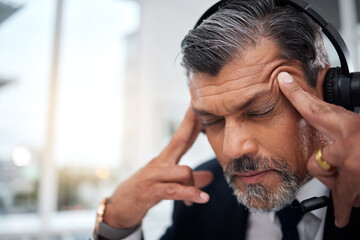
[181,0,330,87]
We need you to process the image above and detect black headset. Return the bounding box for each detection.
[193,0,360,112]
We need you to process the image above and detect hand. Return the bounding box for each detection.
[103,107,214,229]
[277,72,360,228]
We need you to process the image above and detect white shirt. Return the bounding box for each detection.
[123,178,330,240]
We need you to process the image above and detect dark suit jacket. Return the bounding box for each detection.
[160,158,360,240]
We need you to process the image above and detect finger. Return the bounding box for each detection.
[154,182,210,204]
[332,153,360,227]
[143,165,197,207]
[193,171,214,188]
[144,165,195,185]
[332,174,355,228]
[277,72,346,139]
[320,142,346,169]
[307,146,339,178]
[309,149,359,228]
[182,166,195,206]
[307,153,337,189]
[333,196,352,228]
[183,200,193,206]
[156,107,202,165]
[184,170,213,206]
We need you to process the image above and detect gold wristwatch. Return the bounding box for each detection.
[93,197,140,240]
[95,197,109,233]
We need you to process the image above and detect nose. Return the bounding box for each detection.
[222,119,258,159]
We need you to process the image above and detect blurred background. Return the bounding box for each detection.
[0,0,359,239]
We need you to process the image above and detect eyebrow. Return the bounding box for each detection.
[193,89,271,117]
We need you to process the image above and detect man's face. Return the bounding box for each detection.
[189,38,325,212]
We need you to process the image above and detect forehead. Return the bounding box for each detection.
[189,38,288,115]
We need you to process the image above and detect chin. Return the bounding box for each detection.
[222,153,309,212]
[226,174,302,213]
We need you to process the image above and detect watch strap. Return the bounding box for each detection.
[98,222,140,240]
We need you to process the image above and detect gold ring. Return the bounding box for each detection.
[315,147,336,171]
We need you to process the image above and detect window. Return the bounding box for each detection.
[0,0,140,238]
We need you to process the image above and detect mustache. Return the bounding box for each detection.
[224,155,286,175]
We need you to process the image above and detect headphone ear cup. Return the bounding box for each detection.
[323,67,340,105]
[323,67,354,110]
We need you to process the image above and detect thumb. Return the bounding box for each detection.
[193,170,214,188]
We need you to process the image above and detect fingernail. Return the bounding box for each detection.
[335,219,346,228]
[200,192,209,201]
[335,219,340,228]
[278,72,293,83]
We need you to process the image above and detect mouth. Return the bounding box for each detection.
[235,170,271,185]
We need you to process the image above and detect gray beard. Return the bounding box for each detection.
[224,155,309,213]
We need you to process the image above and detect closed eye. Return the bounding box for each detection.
[248,105,275,117]
[201,118,224,127]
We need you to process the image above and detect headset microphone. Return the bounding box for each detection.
[194,0,360,112]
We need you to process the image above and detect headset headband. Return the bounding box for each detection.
[194,0,353,75]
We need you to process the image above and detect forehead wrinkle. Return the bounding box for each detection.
[190,61,266,91]
[192,72,281,117]
[192,83,271,116]
[190,59,287,98]
[243,75,280,112]
[191,77,258,99]
[190,62,267,92]
[192,82,265,100]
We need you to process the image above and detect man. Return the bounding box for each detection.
[93,0,360,239]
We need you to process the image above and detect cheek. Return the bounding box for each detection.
[273,116,300,152]
[272,107,310,174]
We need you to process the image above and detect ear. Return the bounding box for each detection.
[315,65,331,100]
